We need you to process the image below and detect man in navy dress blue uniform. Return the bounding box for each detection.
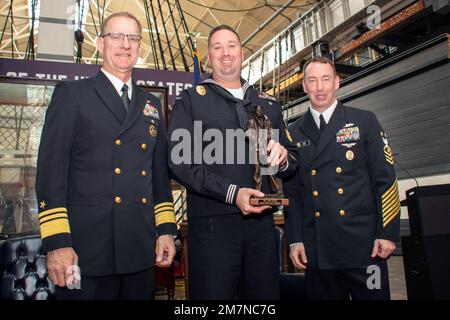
[35,12,176,299]
[167,25,297,299]
[284,57,400,300]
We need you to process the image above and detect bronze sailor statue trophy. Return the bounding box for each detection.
[247,105,289,206]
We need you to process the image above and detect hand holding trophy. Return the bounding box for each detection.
[247,105,289,206]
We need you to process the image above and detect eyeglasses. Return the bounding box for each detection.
[101,32,142,44]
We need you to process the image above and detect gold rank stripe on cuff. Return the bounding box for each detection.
[155,211,176,225]
[155,202,176,226]
[38,207,71,239]
[382,180,401,228]
[154,203,174,215]
[155,202,173,211]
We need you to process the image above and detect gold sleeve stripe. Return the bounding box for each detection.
[40,217,71,239]
[155,211,176,226]
[38,207,68,219]
[39,213,68,224]
[155,205,174,214]
[381,179,400,228]
[155,202,173,210]
[382,181,398,202]
[383,200,400,222]
[382,185,397,204]
[383,200,400,221]
[383,204,400,228]
[383,194,400,215]
[382,191,400,213]
[155,209,174,217]
[382,180,398,202]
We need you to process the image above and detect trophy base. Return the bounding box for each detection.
[250,194,289,206]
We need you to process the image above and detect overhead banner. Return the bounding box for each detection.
[0,58,196,104]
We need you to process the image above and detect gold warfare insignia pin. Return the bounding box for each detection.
[285,129,293,143]
[149,124,157,137]
[196,85,206,96]
[346,150,354,161]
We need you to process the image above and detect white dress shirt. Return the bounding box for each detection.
[309,99,338,130]
[101,68,133,100]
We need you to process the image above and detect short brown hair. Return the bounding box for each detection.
[100,12,142,36]
[303,57,337,76]
[208,24,241,48]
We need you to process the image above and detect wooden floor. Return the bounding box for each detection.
[155,255,408,300]
[388,256,408,300]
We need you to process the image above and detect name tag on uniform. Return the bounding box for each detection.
[297,140,310,148]
[336,124,360,148]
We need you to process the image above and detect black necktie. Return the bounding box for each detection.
[319,114,327,133]
[121,84,130,112]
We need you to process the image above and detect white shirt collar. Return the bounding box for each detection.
[226,88,244,100]
[101,68,133,100]
[309,99,338,130]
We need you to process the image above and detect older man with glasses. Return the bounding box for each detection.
[35,12,177,300]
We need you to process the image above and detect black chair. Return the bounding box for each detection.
[274,226,307,300]
[0,234,55,300]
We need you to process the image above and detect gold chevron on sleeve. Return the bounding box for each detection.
[155,202,176,226]
[382,180,400,228]
[384,145,394,165]
[38,207,71,239]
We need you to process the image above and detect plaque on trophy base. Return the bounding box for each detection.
[250,194,289,206]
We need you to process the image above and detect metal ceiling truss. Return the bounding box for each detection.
[1,0,314,72]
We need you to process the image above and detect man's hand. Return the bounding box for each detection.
[267,139,288,167]
[155,234,176,267]
[236,188,272,215]
[371,239,396,259]
[46,247,78,287]
[289,243,308,270]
